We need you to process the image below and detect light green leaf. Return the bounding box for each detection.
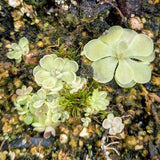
[52,113,61,122]
[22,45,29,55]
[99,26,123,45]
[16,57,22,63]
[40,55,55,71]
[33,100,45,108]
[53,57,65,71]
[14,51,23,59]
[34,70,51,85]
[63,60,79,72]
[121,29,137,45]
[50,80,63,92]
[61,71,76,83]
[24,114,33,125]
[115,59,133,85]
[19,37,29,48]
[84,39,112,61]
[51,54,57,60]
[11,43,21,51]
[127,59,152,83]
[7,51,22,59]
[130,52,155,63]
[92,57,118,83]
[37,89,46,100]
[115,76,136,88]
[116,41,128,57]
[42,77,57,89]
[33,66,42,76]
[7,51,16,59]
[124,34,154,57]
[32,123,45,132]
[99,91,107,99]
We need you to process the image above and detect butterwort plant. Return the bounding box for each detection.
[83,26,154,88]
[7,37,29,63]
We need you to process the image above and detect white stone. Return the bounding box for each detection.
[79,128,89,138]
[8,0,21,8]
[60,134,68,143]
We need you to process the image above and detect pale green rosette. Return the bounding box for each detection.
[83,26,154,88]
[85,89,109,114]
[33,54,79,91]
[14,84,69,137]
[31,88,47,109]
[7,37,29,63]
[68,76,87,94]
[14,86,33,115]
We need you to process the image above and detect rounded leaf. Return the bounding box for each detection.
[130,52,155,63]
[107,113,114,120]
[34,70,51,85]
[116,41,128,57]
[124,34,154,57]
[33,100,45,108]
[102,119,111,129]
[33,66,42,76]
[61,71,76,83]
[53,57,65,71]
[42,77,57,89]
[99,26,123,45]
[115,59,133,85]
[109,128,117,135]
[63,60,79,72]
[50,80,63,92]
[7,51,16,59]
[92,57,118,83]
[7,51,22,59]
[84,39,112,61]
[115,77,136,88]
[121,29,137,45]
[37,88,46,100]
[19,37,29,48]
[11,43,21,51]
[24,114,33,125]
[40,55,56,71]
[127,59,152,83]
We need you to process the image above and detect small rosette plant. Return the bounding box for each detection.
[83,26,154,88]
[33,54,79,91]
[14,85,33,115]
[85,89,109,114]
[15,86,69,139]
[102,113,124,135]
[68,76,87,94]
[7,37,29,63]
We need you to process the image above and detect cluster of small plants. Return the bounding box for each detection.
[13,53,110,138]
[6,25,155,159]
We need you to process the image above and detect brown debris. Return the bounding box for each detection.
[129,16,143,31]
[149,140,159,160]
[149,93,160,103]
[117,0,141,18]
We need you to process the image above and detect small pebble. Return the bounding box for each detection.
[60,134,68,144]
[135,144,143,150]
[129,16,143,31]
[79,127,89,139]
[37,41,44,48]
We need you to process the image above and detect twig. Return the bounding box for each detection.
[100,0,125,21]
